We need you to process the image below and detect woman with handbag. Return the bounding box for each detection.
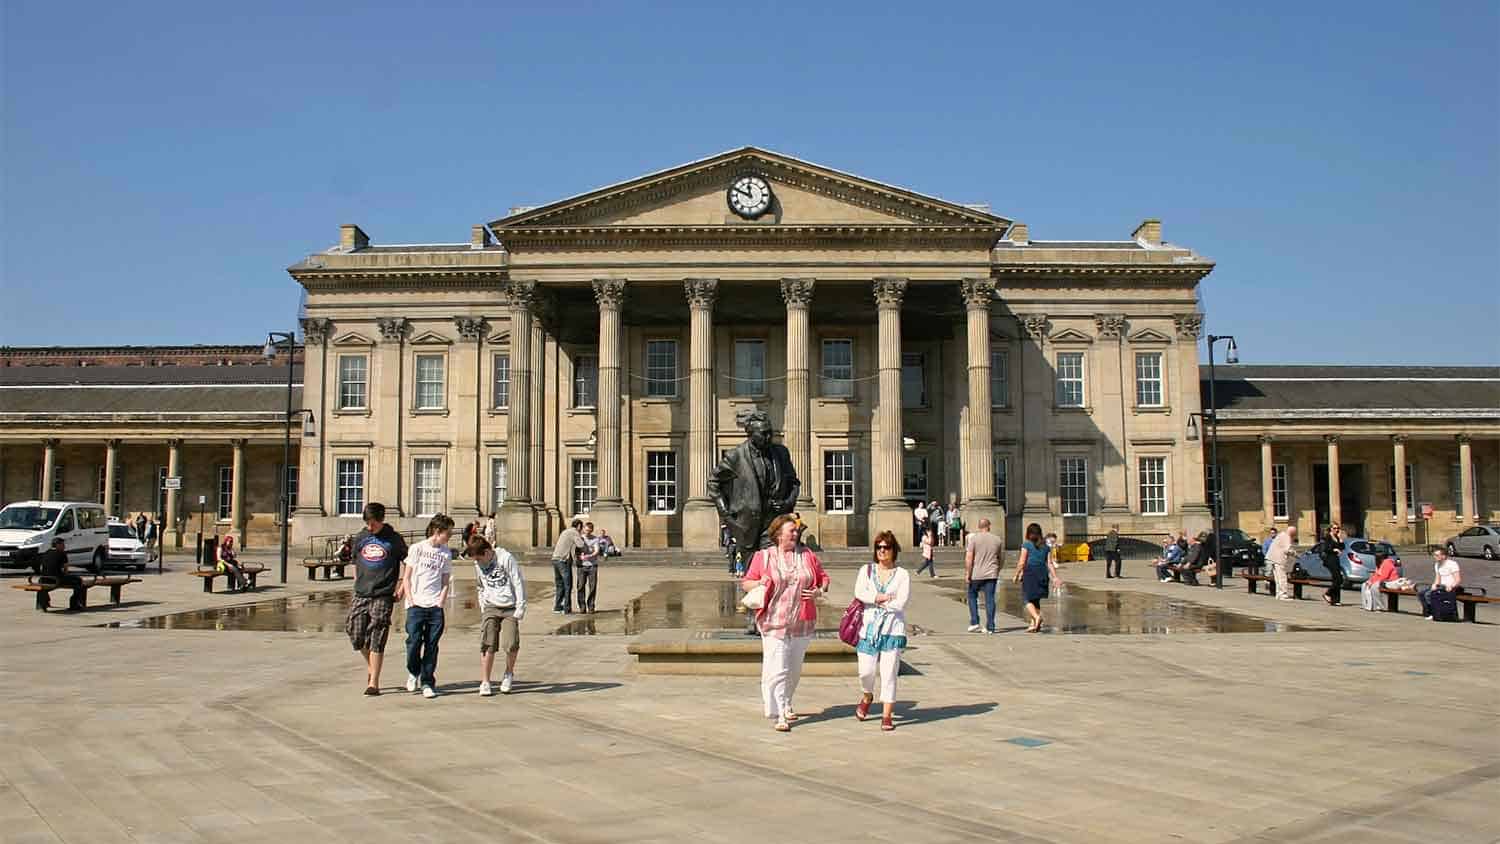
[741,514,830,732]
[853,530,910,731]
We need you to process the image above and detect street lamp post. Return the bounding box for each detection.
[264,332,314,584]
[1188,334,1239,589]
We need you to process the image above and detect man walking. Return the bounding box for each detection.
[401,515,454,699]
[1103,524,1123,579]
[346,502,408,695]
[1318,525,1346,606]
[964,518,1004,633]
[1266,525,1298,600]
[913,501,929,547]
[551,518,587,614]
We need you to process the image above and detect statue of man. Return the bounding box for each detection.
[707,408,800,558]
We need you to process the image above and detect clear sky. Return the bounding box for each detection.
[3,1,1497,364]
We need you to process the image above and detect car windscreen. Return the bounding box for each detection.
[1219,529,1249,543]
[108,525,136,540]
[0,506,60,531]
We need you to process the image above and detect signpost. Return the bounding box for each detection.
[1420,502,1434,520]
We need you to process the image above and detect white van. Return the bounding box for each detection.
[0,501,111,574]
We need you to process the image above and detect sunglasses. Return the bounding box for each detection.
[875,544,894,551]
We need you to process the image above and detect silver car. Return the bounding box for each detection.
[1295,539,1401,585]
[1444,525,1500,560]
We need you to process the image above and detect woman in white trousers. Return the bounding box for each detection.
[742,515,831,732]
[854,530,911,731]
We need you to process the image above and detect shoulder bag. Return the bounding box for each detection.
[838,564,871,647]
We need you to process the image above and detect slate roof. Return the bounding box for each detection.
[1204,365,1500,418]
[0,365,301,419]
[0,365,301,387]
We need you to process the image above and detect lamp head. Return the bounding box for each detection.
[262,341,277,360]
[1186,414,1200,442]
[302,412,317,438]
[1225,337,1239,364]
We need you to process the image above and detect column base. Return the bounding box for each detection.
[588,499,631,549]
[682,499,721,550]
[497,502,538,548]
[868,501,914,549]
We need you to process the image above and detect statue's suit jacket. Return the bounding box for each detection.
[707,441,801,550]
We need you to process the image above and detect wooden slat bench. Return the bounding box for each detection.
[1382,585,1495,622]
[1242,572,1275,594]
[189,563,267,593]
[301,557,348,581]
[12,575,142,611]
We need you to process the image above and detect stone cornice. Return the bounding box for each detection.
[496,224,1000,251]
[291,268,509,292]
[991,264,1213,284]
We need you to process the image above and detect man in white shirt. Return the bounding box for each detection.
[401,515,454,698]
[913,503,929,546]
[1266,525,1299,601]
[1418,547,1463,620]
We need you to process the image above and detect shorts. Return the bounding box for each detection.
[346,595,394,653]
[480,607,521,654]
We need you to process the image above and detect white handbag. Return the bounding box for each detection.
[741,583,767,610]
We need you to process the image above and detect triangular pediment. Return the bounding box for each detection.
[490,147,1010,230]
[1048,328,1094,344]
[486,329,512,346]
[1128,327,1174,344]
[409,331,453,346]
[331,331,376,347]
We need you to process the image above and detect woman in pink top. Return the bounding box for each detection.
[742,514,831,732]
[1361,553,1401,612]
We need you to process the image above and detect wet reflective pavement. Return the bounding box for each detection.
[556,580,846,635]
[937,580,1335,634]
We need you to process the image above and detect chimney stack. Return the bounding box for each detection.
[1132,219,1161,246]
[471,225,494,249]
[340,224,370,251]
[1006,222,1029,244]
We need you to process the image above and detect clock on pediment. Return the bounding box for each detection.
[727,174,773,219]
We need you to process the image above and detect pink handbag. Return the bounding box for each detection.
[838,564,870,646]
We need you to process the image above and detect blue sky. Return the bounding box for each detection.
[3,1,1496,364]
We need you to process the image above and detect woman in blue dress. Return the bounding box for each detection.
[1013,522,1062,632]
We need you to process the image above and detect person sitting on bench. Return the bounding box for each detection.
[38,538,85,611]
[217,534,249,592]
[1417,547,1463,620]
[1179,532,1211,585]
[1156,534,1183,582]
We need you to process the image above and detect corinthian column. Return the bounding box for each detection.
[781,279,815,516]
[960,278,1003,541]
[497,280,537,546]
[589,279,629,545]
[869,277,910,545]
[682,278,720,548]
[530,301,547,537]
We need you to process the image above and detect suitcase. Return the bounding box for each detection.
[1429,588,1459,622]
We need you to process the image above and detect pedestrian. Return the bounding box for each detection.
[1104,524,1123,578]
[932,503,948,548]
[742,514,830,732]
[143,517,158,563]
[481,515,497,546]
[37,538,85,611]
[1318,525,1346,606]
[346,502,409,696]
[1361,552,1400,612]
[1014,522,1060,633]
[916,524,937,578]
[912,501,928,546]
[576,521,600,614]
[964,517,1004,633]
[401,514,455,699]
[946,503,962,546]
[854,530,910,732]
[1417,547,1463,620]
[1261,527,1278,560]
[550,518,587,614]
[1266,525,1299,600]
[471,533,525,696]
[134,512,147,544]
[1156,533,1184,581]
[1179,531,1211,586]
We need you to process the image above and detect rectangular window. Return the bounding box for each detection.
[1386,464,1414,517]
[492,353,511,409]
[413,458,442,516]
[733,339,767,396]
[903,455,928,501]
[414,353,446,410]
[646,451,677,513]
[901,352,926,408]
[990,349,1009,408]
[1056,352,1085,407]
[824,451,854,513]
[821,339,853,397]
[490,457,507,514]
[1272,463,1289,520]
[337,354,368,410]
[994,455,1008,509]
[1450,461,1479,517]
[96,465,121,512]
[645,340,679,397]
[572,353,598,408]
[1138,457,1167,515]
[336,459,365,516]
[217,465,233,520]
[572,459,598,516]
[1205,464,1228,519]
[1135,352,1164,407]
[1060,457,1088,516]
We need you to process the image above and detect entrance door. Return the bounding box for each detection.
[1313,464,1367,536]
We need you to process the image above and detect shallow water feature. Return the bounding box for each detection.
[555,579,845,636]
[938,581,1332,634]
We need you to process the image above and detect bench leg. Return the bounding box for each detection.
[1247,578,1256,594]
[307,566,316,581]
[1464,602,1477,623]
[36,590,47,611]
[334,564,346,579]
[320,566,331,580]
[1293,583,1304,600]
[1386,592,1399,613]
[110,584,122,604]
[203,575,214,594]
[248,573,258,590]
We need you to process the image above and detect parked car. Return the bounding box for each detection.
[1295,538,1401,585]
[106,520,149,571]
[1444,525,1500,560]
[1210,528,1265,570]
[0,500,111,573]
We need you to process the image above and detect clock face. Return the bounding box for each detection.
[727,175,773,219]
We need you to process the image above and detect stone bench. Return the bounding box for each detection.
[13,575,141,611]
[190,563,267,593]
[627,629,867,676]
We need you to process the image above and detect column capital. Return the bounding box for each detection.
[1258,433,1274,445]
[454,316,489,341]
[872,277,908,308]
[506,279,538,310]
[592,278,627,309]
[1391,434,1408,444]
[230,438,248,447]
[105,438,121,449]
[376,317,409,343]
[1093,313,1126,339]
[300,317,333,345]
[1173,312,1204,339]
[41,438,59,448]
[1021,314,1050,342]
[1456,433,1472,445]
[683,278,719,310]
[166,438,184,448]
[1324,434,1340,446]
[780,278,815,308]
[960,277,996,309]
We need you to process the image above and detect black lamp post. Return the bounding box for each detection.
[264,332,314,584]
[1188,334,1239,589]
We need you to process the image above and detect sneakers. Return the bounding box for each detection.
[406,674,419,693]
[984,628,996,635]
[1160,577,1173,583]
[422,686,437,699]
[500,673,513,694]
[479,681,494,697]
[966,624,982,633]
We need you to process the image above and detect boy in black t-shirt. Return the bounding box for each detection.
[346,502,409,696]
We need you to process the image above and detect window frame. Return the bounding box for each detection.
[1059,456,1089,516]
[572,458,598,516]
[823,450,855,514]
[1055,351,1086,408]
[902,454,929,502]
[572,351,598,409]
[335,459,365,517]
[412,457,443,517]
[492,352,511,410]
[217,465,233,521]
[96,464,123,514]
[337,353,369,411]
[1137,455,1168,516]
[990,348,1010,408]
[1134,351,1164,408]
[1387,463,1415,519]
[645,450,678,514]
[413,352,447,410]
[820,338,854,398]
[1205,463,1229,519]
[490,457,507,514]
[1272,463,1290,520]
[732,338,768,397]
[994,454,1008,510]
[644,339,680,398]
[901,351,927,408]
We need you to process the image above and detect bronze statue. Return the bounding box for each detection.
[708,408,800,558]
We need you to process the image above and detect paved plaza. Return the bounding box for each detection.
[2,553,1496,844]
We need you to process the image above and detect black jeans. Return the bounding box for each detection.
[40,574,86,610]
[552,559,574,612]
[1325,563,1344,604]
[1105,551,1122,578]
[576,565,597,612]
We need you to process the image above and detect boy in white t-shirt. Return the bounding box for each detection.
[401,514,455,699]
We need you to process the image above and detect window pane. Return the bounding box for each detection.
[902,456,928,501]
[646,451,677,512]
[493,353,510,409]
[646,340,678,397]
[1272,463,1289,519]
[901,352,925,408]
[414,458,442,516]
[824,451,854,513]
[336,459,365,516]
[1386,463,1414,517]
[218,466,233,520]
[572,353,597,408]
[1138,456,1166,515]
[338,355,368,409]
[491,458,507,513]
[415,354,445,409]
[1056,352,1084,407]
[1134,352,1163,407]
[1060,457,1088,516]
[990,349,1009,408]
[572,459,598,515]
[733,340,766,396]
[994,456,1007,508]
[821,339,853,397]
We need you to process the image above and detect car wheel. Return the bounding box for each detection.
[91,548,107,574]
[1485,546,1496,561]
[1446,542,1458,557]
